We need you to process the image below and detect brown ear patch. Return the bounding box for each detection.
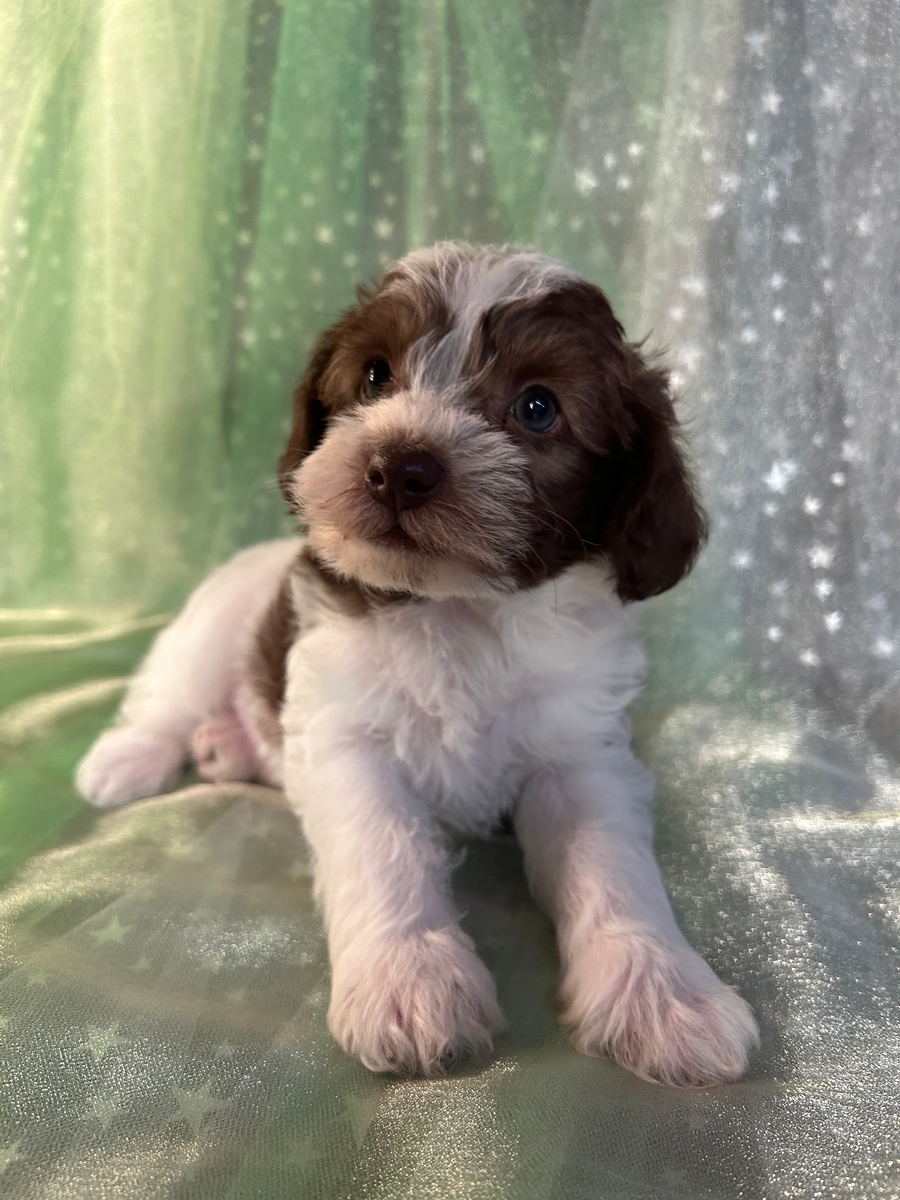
[585,353,708,602]
[278,327,342,505]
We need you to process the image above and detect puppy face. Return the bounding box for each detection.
[280,243,707,601]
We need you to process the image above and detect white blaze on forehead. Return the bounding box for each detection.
[390,242,578,394]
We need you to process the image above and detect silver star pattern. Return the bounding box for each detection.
[85,1093,123,1130]
[77,1022,129,1063]
[90,915,131,946]
[129,955,152,972]
[170,1081,227,1135]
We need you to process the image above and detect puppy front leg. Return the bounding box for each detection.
[515,750,758,1086]
[285,724,502,1075]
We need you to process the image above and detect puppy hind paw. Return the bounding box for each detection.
[191,716,258,783]
[329,928,503,1076]
[561,931,759,1087]
[75,727,184,808]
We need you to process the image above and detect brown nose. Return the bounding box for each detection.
[365,448,445,514]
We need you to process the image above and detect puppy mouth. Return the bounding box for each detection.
[373,524,421,552]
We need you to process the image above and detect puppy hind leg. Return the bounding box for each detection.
[76,725,186,810]
[75,606,213,807]
[76,539,299,808]
[76,615,221,807]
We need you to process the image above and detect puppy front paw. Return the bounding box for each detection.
[75,727,184,807]
[329,928,503,1076]
[561,929,759,1087]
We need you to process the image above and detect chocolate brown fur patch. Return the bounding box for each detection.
[249,568,301,713]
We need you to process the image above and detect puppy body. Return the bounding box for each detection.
[77,243,759,1086]
[285,557,640,836]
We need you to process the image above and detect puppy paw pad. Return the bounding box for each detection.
[191,716,257,783]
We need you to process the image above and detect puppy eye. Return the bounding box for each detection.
[510,386,558,433]
[364,357,392,399]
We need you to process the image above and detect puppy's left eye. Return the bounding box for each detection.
[510,386,558,433]
[364,357,392,399]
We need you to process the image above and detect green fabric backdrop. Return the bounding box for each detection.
[2,0,900,1196]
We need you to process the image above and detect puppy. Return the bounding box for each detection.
[77,242,758,1086]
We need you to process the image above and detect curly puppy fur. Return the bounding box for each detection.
[77,242,758,1085]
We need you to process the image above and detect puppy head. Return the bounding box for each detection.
[280,242,707,601]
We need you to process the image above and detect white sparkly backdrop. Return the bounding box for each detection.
[537,0,900,741]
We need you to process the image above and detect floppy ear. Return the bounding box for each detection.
[277,327,340,504]
[599,357,708,603]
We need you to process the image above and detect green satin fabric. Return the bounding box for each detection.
[2,0,900,1195]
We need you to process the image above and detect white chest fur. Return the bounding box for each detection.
[282,563,646,832]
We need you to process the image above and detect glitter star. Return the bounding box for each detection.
[170,1081,227,1135]
[77,1023,129,1063]
[129,955,152,972]
[213,1041,235,1061]
[90,916,131,946]
[85,1093,123,1130]
[761,89,783,114]
[0,1141,22,1175]
[0,1014,8,1031]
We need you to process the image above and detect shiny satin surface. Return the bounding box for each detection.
[1,651,898,1197]
[2,0,899,1194]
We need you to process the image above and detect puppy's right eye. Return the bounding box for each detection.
[364,357,392,399]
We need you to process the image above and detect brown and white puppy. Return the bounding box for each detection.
[77,243,758,1086]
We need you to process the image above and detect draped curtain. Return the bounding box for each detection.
[1,1,899,1196]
